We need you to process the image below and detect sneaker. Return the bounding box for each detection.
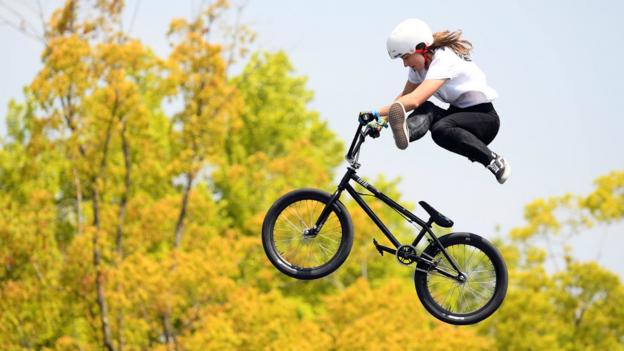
[388,101,409,150]
[487,153,511,184]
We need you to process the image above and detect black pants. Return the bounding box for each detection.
[411,101,500,166]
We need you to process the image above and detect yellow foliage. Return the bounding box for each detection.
[322,278,493,350]
[582,170,624,222]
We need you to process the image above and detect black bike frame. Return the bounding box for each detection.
[311,124,464,280]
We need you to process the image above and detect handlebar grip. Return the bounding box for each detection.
[358,112,377,125]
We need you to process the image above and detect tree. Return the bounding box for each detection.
[214,50,344,233]
[478,171,624,350]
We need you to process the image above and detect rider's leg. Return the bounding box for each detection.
[405,101,446,142]
[430,110,499,165]
[389,101,445,149]
[429,103,510,183]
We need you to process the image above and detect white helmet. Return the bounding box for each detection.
[386,19,433,59]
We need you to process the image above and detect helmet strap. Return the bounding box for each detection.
[415,45,430,67]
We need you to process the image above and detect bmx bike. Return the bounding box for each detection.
[261,119,508,325]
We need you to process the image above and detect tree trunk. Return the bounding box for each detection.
[73,165,83,233]
[116,122,131,257]
[113,121,131,351]
[161,313,178,351]
[91,100,119,351]
[174,172,194,248]
[93,209,115,351]
[116,309,125,351]
[60,90,116,351]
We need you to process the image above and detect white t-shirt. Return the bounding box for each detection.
[407,47,498,108]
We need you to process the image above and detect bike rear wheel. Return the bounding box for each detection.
[262,188,353,280]
[414,232,508,325]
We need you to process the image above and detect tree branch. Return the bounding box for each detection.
[0,1,46,42]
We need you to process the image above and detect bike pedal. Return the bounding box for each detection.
[373,239,384,256]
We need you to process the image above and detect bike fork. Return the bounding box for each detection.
[307,168,354,237]
[307,189,344,237]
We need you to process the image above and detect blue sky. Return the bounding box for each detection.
[1,0,622,276]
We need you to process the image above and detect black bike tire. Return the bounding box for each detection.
[414,232,508,325]
[262,188,354,280]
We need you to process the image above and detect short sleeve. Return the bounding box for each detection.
[425,48,458,80]
[407,68,422,84]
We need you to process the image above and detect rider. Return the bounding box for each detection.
[361,18,511,184]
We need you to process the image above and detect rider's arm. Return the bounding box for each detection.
[398,79,446,110]
[398,80,419,98]
[379,79,447,117]
[378,80,419,117]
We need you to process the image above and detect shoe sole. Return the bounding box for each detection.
[389,101,409,150]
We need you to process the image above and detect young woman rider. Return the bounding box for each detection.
[360,18,511,184]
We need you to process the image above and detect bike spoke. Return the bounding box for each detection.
[464,246,477,271]
[292,202,309,228]
[458,283,468,312]
[469,280,496,284]
[316,242,333,258]
[443,284,459,311]
[274,237,296,246]
[470,268,494,273]
[283,209,305,232]
[316,233,340,244]
[280,238,303,263]
[465,284,492,302]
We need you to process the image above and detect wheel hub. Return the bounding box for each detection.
[303,227,318,239]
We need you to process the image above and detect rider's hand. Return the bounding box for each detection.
[367,119,387,138]
[359,111,380,125]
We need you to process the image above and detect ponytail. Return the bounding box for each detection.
[429,30,473,59]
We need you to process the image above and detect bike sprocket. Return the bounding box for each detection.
[396,245,417,266]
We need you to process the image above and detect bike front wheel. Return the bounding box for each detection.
[414,232,508,325]
[262,188,353,280]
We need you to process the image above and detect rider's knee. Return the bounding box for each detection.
[430,122,455,147]
[407,113,432,142]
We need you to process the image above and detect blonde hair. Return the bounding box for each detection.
[428,30,473,60]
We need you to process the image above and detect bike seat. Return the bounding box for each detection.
[419,201,454,228]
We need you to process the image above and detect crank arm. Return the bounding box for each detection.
[372,239,396,256]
